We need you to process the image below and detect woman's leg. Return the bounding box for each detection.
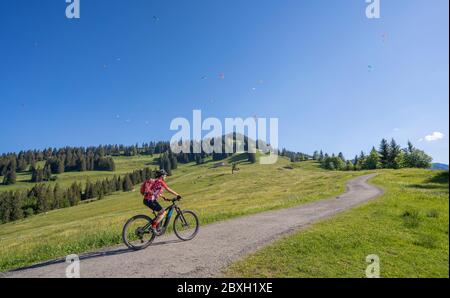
[153,208,167,226]
[150,201,166,227]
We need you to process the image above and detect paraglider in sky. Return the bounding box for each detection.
[219,73,225,80]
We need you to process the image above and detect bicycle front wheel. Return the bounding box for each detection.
[173,210,199,241]
[122,215,156,250]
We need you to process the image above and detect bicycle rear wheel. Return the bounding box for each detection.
[173,210,199,241]
[122,215,156,250]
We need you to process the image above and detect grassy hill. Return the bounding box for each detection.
[224,169,449,278]
[0,155,362,272]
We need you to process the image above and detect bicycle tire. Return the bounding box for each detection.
[173,210,200,241]
[122,215,156,250]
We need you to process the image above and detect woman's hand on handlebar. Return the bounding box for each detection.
[161,195,182,202]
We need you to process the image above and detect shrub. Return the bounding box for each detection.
[414,234,437,249]
[426,209,439,218]
[24,208,34,218]
[402,209,421,228]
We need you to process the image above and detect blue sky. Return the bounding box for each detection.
[0,0,448,163]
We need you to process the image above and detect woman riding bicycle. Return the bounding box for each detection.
[141,169,181,233]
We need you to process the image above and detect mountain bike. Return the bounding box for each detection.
[122,196,199,250]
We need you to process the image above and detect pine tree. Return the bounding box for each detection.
[9,158,17,174]
[364,147,381,170]
[114,175,121,191]
[2,166,17,185]
[57,158,65,174]
[79,157,87,172]
[346,160,354,171]
[61,191,70,208]
[407,141,414,154]
[313,151,319,160]
[68,182,81,206]
[161,155,172,176]
[393,149,405,169]
[43,164,52,181]
[117,176,123,191]
[36,186,49,213]
[170,155,178,170]
[318,150,324,162]
[31,166,44,183]
[144,168,152,180]
[17,158,27,172]
[0,192,11,223]
[10,191,24,221]
[359,151,365,159]
[378,138,390,168]
[123,174,133,191]
[389,139,402,169]
[53,183,63,209]
[85,180,94,199]
[102,180,110,196]
[45,185,55,210]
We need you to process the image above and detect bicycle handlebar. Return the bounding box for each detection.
[162,196,182,202]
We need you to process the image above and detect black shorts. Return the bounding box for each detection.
[143,199,163,212]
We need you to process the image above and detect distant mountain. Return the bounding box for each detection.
[431,163,449,170]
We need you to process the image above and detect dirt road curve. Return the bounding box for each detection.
[4,174,383,278]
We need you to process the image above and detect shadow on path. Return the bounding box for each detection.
[9,239,182,273]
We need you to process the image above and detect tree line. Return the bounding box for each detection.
[0,142,175,185]
[1,135,274,185]
[0,167,156,224]
[162,134,267,172]
[312,139,432,171]
[280,149,311,162]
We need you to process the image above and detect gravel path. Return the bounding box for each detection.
[3,174,383,278]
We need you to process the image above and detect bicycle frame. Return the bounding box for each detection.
[143,201,185,235]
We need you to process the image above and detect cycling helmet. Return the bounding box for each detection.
[155,169,168,178]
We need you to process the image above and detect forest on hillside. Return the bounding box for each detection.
[0,136,286,224]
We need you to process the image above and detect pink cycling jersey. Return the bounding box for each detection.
[142,178,169,201]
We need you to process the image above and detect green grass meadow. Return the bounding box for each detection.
[0,157,361,272]
[224,169,449,278]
